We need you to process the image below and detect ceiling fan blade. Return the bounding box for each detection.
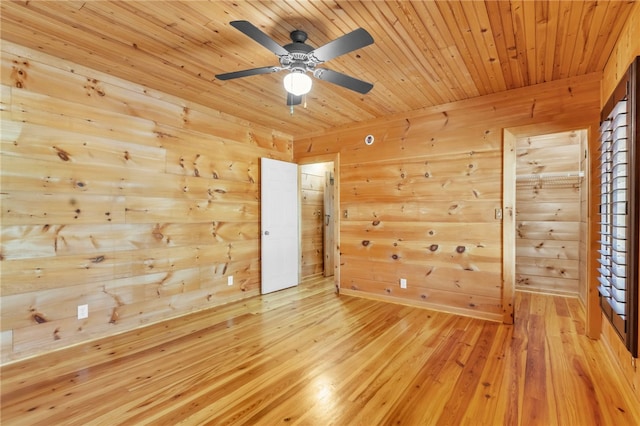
[286,93,302,106]
[216,66,280,80]
[313,68,373,94]
[230,20,289,56]
[310,28,374,62]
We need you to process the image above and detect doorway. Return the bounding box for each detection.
[297,153,341,290]
[300,162,334,278]
[503,129,589,323]
[514,130,588,301]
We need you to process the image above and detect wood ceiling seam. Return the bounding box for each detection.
[81,3,221,81]
[586,1,629,73]
[469,0,508,93]
[343,2,436,111]
[436,0,492,97]
[543,0,560,84]
[412,1,477,100]
[106,1,208,46]
[448,0,497,95]
[556,1,581,80]
[420,0,478,98]
[289,0,378,87]
[566,1,595,78]
[508,0,530,86]
[389,0,464,104]
[550,1,570,81]
[372,2,450,109]
[522,0,538,85]
[573,1,606,77]
[485,0,516,91]
[496,0,523,90]
[334,0,423,112]
[534,0,549,85]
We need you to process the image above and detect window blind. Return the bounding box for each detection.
[597,57,639,357]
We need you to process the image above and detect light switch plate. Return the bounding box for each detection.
[77,304,88,319]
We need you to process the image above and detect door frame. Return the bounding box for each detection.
[323,169,336,277]
[297,153,341,291]
[503,129,516,324]
[503,125,599,336]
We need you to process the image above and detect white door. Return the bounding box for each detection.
[261,157,299,294]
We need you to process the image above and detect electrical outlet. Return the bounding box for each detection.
[228,275,233,286]
[77,304,88,320]
[400,278,407,289]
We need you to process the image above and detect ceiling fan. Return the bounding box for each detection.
[215,21,375,106]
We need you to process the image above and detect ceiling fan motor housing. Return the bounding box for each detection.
[281,31,316,72]
[290,29,308,43]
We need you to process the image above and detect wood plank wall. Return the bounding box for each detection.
[515,131,584,296]
[295,73,601,322]
[599,1,640,404]
[300,162,331,278]
[0,41,293,364]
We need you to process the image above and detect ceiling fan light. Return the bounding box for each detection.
[283,71,312,96]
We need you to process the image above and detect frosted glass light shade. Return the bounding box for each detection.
[283,72,312,96]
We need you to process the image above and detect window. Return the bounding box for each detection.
[597,57,639,357]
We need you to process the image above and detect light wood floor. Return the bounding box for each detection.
[1,275,639,425]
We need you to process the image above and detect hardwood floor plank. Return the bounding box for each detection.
[1,277,639,425]
[435,322,498,425]
[460,323,513,425]
[522,314,550,425]
[375,318,468,424]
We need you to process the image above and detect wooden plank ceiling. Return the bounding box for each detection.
[0,1,633,138]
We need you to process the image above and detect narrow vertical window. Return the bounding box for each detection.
[597,57,639,357]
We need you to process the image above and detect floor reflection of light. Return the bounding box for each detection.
[313,374,336,410]
[317,382,332,401]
